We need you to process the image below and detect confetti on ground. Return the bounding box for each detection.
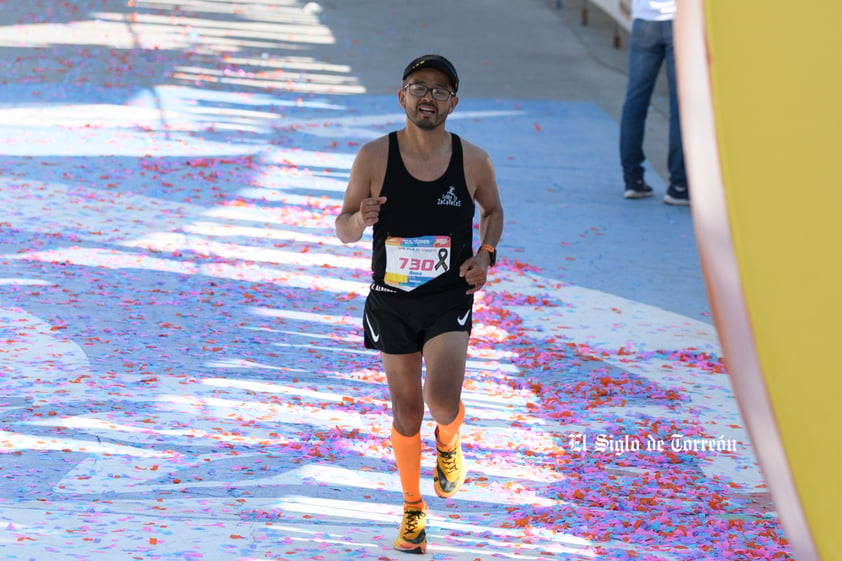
[0,2,792,560]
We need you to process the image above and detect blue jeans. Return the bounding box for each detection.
[619,18,686,188]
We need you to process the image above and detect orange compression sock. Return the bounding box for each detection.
[391,426,423,505]
[435,401,465,450]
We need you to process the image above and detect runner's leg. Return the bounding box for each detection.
[422,331,468,426]
[383,352,425,504]
[423,331,469,498]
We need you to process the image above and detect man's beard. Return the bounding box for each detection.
[408,107,445,130]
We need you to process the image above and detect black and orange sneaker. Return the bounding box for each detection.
[393,502,427,554]
[433,430,467,498]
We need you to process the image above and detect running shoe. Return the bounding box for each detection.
[433,430,467,498]
[624,178,654,199]
[393,503,427,554]
[663,184,691,206]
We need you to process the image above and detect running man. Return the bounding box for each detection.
[335,54,504,554]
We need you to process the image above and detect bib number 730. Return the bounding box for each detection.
[384,235,451,291]
[400,252,448,272]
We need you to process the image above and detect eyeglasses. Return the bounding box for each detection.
[402,83,456,102]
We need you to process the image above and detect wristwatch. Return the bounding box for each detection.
[479,243,497,267]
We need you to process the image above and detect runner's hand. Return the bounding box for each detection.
[460,256,488,294]
[358,196,387,227]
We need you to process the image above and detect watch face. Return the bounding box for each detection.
[489,249,496,267]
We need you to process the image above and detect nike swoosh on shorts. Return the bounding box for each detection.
[456,309,471,326]
[365,313,380,342]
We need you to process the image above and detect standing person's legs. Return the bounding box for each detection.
[620,19,666,189]
[663,20,688,189]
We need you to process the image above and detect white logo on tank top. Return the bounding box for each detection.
[437,186,462,207]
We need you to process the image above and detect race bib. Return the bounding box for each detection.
[384,235,451,292]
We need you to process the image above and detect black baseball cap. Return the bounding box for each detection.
[402,54,459,92]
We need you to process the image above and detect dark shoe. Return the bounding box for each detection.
[663,184,690,206]
[624,179,654,199]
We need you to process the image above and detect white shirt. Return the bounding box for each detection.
[632,0,676,21]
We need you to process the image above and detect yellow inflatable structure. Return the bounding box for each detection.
[675,2,842,560]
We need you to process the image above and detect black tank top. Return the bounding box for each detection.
[371,131,475,295]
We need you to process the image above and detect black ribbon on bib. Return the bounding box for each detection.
[435,248,449,271]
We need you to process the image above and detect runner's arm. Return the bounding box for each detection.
[336,141,387,244]
[473,149,504,265]
[460,146,504,293]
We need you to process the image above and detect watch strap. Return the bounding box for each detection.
[479,243,496,267]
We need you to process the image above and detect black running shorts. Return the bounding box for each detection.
[363,285,474,354]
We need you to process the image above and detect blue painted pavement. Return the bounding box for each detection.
[0,2,789,560]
